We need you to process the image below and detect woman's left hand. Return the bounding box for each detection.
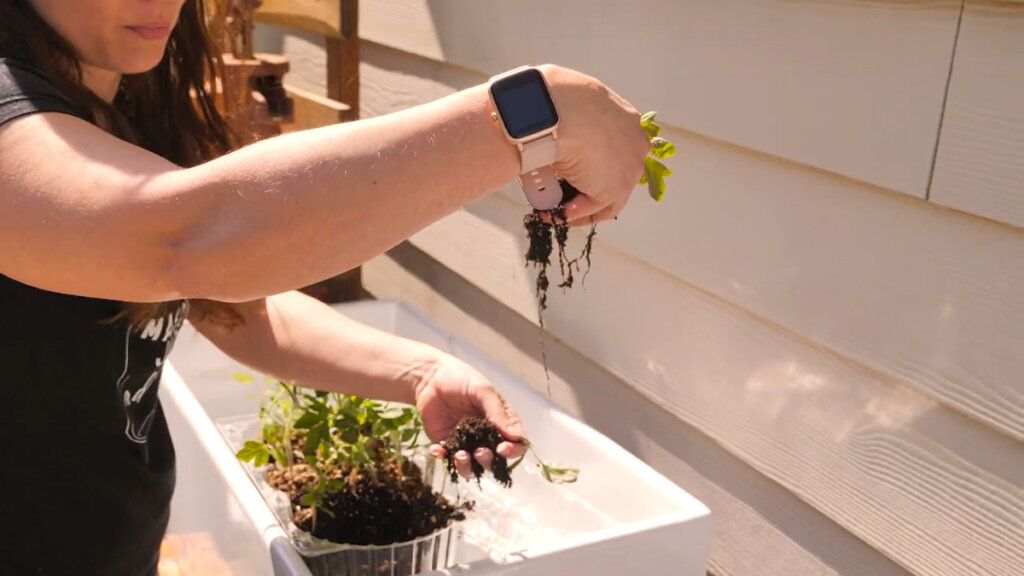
[413,354,526,478]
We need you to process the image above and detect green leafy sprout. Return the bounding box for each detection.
[234,373,424,531]
[507,440,580,485]
[639,111,675,201]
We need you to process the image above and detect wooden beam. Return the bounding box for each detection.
[280,83,354,133]
[326,0,359,116]
[254,0,342,38]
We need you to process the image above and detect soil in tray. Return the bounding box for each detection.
[443,416,513,488]
[265,458,468,547]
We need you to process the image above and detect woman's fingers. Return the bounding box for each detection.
[560,192,604,223]
[454,450,474,479]
[428,443,445,459]
[472,448,494,471]
[476,388,525,443]
[567,199,624,226]
[430,443,523,472]
[496,440,525,460]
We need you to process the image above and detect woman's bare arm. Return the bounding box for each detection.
[192,292,435,405]
[0,65,647,302]
[0,84,514,302]
[190,291,526,452]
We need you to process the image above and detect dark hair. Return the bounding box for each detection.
[0,0,242,326]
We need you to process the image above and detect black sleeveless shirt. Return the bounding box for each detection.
[0,58,183,576]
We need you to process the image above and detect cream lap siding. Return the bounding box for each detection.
[362,0,962,198]
[594,127,1024,443]
[930,0,1024,227]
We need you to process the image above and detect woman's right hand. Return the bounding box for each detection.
[539,64,652,225]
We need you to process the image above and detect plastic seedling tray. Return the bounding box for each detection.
[217,415,460,576]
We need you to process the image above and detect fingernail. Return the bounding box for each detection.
[473,448,487,459]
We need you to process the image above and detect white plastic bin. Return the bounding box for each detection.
[163,300,712,575]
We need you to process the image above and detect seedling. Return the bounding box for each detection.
[639,111,675,201]
[443,416,579,487]
[508,440,579,485]
[234,374,466,544]
[524,112,675,385]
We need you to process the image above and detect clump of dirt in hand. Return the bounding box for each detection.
[265,458,470,547]
[443,416,512,488]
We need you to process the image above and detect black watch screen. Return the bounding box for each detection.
[490,68,558,139]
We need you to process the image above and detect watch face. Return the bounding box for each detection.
[490,68,558,139]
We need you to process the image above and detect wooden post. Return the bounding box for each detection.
[326,0,359,123]
[300,0,365,302]
[218,0,294,144]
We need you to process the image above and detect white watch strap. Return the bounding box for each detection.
[518,165,563,211]
[520,133,558,174]
[518,133,561,209]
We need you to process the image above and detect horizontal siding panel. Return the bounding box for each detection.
[408,202,1024,576]
[359,42,483,117]
[930,1,1024,227]
[362,0,961,197]
[587,125,1024,441]
[356,43,1023,442]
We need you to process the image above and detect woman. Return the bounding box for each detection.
[0,0,648,574]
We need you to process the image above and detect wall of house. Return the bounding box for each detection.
[254,1,1023,574]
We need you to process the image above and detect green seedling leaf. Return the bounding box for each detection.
[337,414,359,431]
[340,427,360,445]
[378,406,407,419]
[642,121,661,140]
[232,372,255,384]
[650,137,676,159]
[641,112,662,139]
[293,411,323,430]
[638,111,674,199]
[643,156,671,201]
[299,491,319,507]
[304,422,329,455]
[269,446,289,467]
[647,175,666,202]
[644,155,672,178]
[507,452,527,473]
[236,440,270,467]
[540,463,579,484]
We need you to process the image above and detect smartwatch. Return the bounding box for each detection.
[488,66,563,210]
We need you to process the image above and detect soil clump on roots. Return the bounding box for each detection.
[442,416,513,487]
